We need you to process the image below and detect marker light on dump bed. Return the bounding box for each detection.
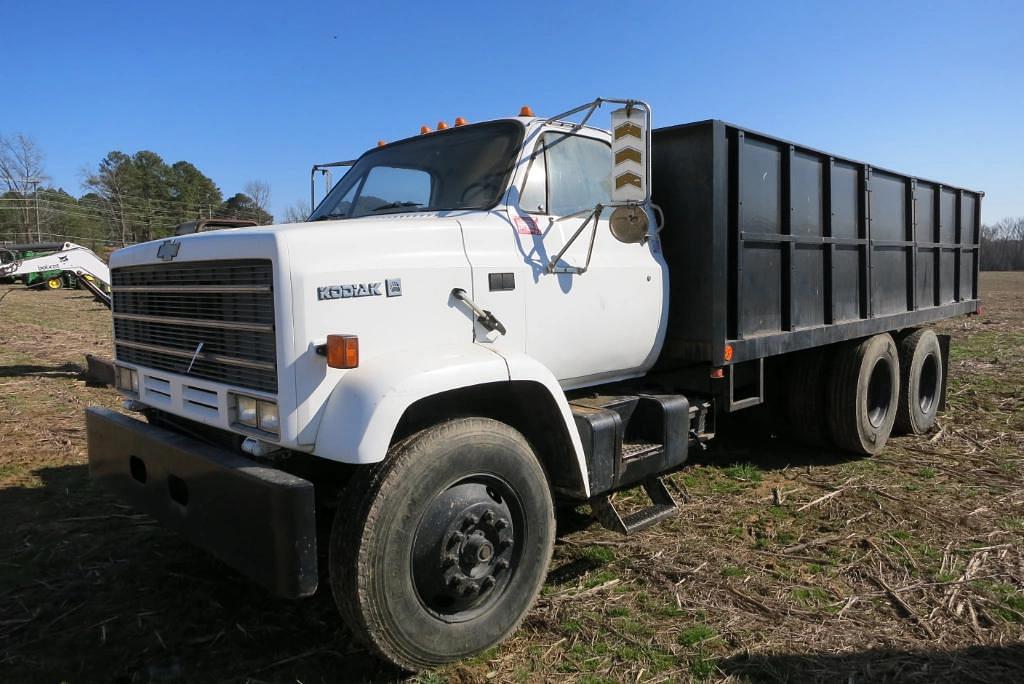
[420,125,432,134]
[437,120,449,130]
[454,117,468,126]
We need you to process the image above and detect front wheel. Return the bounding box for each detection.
[330,417,555,672]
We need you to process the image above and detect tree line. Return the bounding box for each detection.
[0,132,277,249]
[980,218,1024,271]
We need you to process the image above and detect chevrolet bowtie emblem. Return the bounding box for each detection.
[157,240,181,261]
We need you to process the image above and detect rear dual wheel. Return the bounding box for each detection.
[330,418,555,672]
[895,329,943,435]
[827,333,900,454]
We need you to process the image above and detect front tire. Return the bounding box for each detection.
[329,417,555,672]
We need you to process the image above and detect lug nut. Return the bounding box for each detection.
[497,538,512,551]
[495,518,509,530]
[443,554,457,568]
[463,514,480,528]
[481,576,496,590]
[448,531,464,547]
[461,581,478,595]
[447,575,461,587]
[481,509,495,524]
[494,559,509,573]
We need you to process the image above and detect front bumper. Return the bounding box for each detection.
[86,407,318,598]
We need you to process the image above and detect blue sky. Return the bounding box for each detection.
[3,1,1022,222]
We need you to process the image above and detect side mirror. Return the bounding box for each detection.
[609,205,649,244]
[610,105,649,204]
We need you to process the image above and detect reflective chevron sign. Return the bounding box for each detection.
[610,106,647,202]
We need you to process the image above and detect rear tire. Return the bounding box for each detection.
[894,329,943,435]
[827,334,900,454]
[786,348,832,448]
[329,417,555,672]
[46,277,62,290]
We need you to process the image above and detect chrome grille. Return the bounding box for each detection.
[111,260,277,393]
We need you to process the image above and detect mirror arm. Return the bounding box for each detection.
[546,204,602,275]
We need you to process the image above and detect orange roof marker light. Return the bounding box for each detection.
[436,120,449,130]
[519,105,535,117]
[420,125,432,134]
[377,140,386,147]
[454,117,468,126]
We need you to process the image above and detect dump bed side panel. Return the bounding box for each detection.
[652,120,981,367]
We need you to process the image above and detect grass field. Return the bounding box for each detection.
[1,274,1022,683]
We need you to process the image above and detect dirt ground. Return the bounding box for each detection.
[1,274,1022,683]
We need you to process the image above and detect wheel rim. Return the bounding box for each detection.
[918,353,939,415]
[411,474,524,622]
[47,278,61,289]
[866,358,893,428]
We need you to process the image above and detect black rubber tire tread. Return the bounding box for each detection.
[827,334,900,455]
[329,417,555,672]
[894,328,943,435]
[786,348,832,448]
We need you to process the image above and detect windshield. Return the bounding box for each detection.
[309,121,523,220]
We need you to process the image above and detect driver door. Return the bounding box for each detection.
[507,130,668,387]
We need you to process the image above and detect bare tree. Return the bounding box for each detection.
[0,133,49,239]
[244,180,272,224]
[980,217,1024,271]
[281,200,311,224]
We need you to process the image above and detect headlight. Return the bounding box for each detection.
[231,394,279,435]
[116,366,138,394]
[257,401,280,433]
[236,395,258,427]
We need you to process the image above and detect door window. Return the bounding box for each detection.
[520,133,611,217]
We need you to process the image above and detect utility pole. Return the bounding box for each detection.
[19,177,42,242]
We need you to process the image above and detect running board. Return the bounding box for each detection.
[591,476,679,535]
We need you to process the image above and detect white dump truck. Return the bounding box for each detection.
[87,98,982,670]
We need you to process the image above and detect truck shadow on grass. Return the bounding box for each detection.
[717,643,1024,683]
[0,464,406,683]
[0,361,86,379]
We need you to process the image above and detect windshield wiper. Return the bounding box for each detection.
[368,202,424,213]
[312,213,347,221]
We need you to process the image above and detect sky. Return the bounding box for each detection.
[2,0,1022,223]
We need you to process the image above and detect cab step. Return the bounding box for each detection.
[591,476,679,535]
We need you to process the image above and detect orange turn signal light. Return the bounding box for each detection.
[519,105,535,117]
[318,334,359,369]
[420,125,432,134]
[437,120,449,130]
[723,343,734,362]
[454,116,468,126]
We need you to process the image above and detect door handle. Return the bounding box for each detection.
[451,288,507,335]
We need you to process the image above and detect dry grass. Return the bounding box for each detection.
[1,275,1022,683]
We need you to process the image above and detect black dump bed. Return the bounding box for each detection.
[652,120,981,368]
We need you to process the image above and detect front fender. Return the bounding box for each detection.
[311,346,590,497]
[313,344,509,463]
